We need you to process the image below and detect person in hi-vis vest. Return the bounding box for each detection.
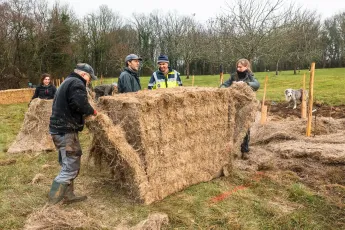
[148,55,182,90]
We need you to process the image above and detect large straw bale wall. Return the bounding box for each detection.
[0,88,35,104]
[87,85,258,204]
[7,98,55,153]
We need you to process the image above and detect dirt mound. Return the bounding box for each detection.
[251,115,343,145]
[87,85,258,204]
[236,113,345,178]
[7,98,54,153]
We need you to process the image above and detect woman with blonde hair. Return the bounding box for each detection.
[220,58,260,159]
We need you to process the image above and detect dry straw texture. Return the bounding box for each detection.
[87,85,258,204]
[24,204,168,230]
[24,205,102,230]
[7,98,54,153]
[0,88,34,104]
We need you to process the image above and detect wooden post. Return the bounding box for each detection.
[192,75,195,86]
[301,73,307,119]
[58,79,61,87]
[260,76,268,124]
[220,72,224,85]
[219,64,224,85]
[306,62,315,137]
[100,75,103,84]
[62,77,65,82]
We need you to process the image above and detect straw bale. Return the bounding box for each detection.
[0,88,34,104]
[87,85,258,204]
[7,98,54,153]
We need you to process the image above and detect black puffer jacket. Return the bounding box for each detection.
[31,84,56,100]
[49,72,94,133]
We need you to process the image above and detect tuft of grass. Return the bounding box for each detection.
[0,103,26,152]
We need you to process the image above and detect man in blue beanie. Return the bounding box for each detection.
[148,54,182,89]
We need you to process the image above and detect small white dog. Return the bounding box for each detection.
[285,88,308,109]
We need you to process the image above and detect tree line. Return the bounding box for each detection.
[0,0,345,89]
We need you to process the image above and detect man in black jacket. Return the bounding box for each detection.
[117,54,142,93]
[48,63,97,205]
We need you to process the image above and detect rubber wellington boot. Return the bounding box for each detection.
[48,180,68,204]
[63,180,87,204]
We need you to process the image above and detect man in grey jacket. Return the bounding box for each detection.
[117,54,142,93]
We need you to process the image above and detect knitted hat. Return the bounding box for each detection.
[157,55,169,64]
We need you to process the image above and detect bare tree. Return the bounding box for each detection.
[218,0,294,64]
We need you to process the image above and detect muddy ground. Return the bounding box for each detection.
[268,102,345,119]
[235,103,345,205]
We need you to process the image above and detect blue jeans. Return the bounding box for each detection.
[51,133,82,184]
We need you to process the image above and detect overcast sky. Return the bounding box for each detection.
[51,0,345,22]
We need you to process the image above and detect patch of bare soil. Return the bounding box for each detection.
[234,106,345,206]
[267,102,345,119]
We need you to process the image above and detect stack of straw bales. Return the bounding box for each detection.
[7,98,55,153]
[0,88,34,104]
[87,84,258,204]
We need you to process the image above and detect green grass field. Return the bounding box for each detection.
[95,68,345,105]
[0,68,344,229]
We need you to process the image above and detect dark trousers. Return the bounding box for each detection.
[51,132,82,184]
[241,129,250,153]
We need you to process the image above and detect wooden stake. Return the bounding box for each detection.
[301,73,307,119]
[62,77,65,82]
[260,76,268,124]
[192,75,195,86]
[58,79,61,87]
[220,72,224,85]
[100,75,103,84]
[306,62,315,137]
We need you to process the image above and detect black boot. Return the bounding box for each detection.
[48,180,68,205]
[63,180,87,204]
